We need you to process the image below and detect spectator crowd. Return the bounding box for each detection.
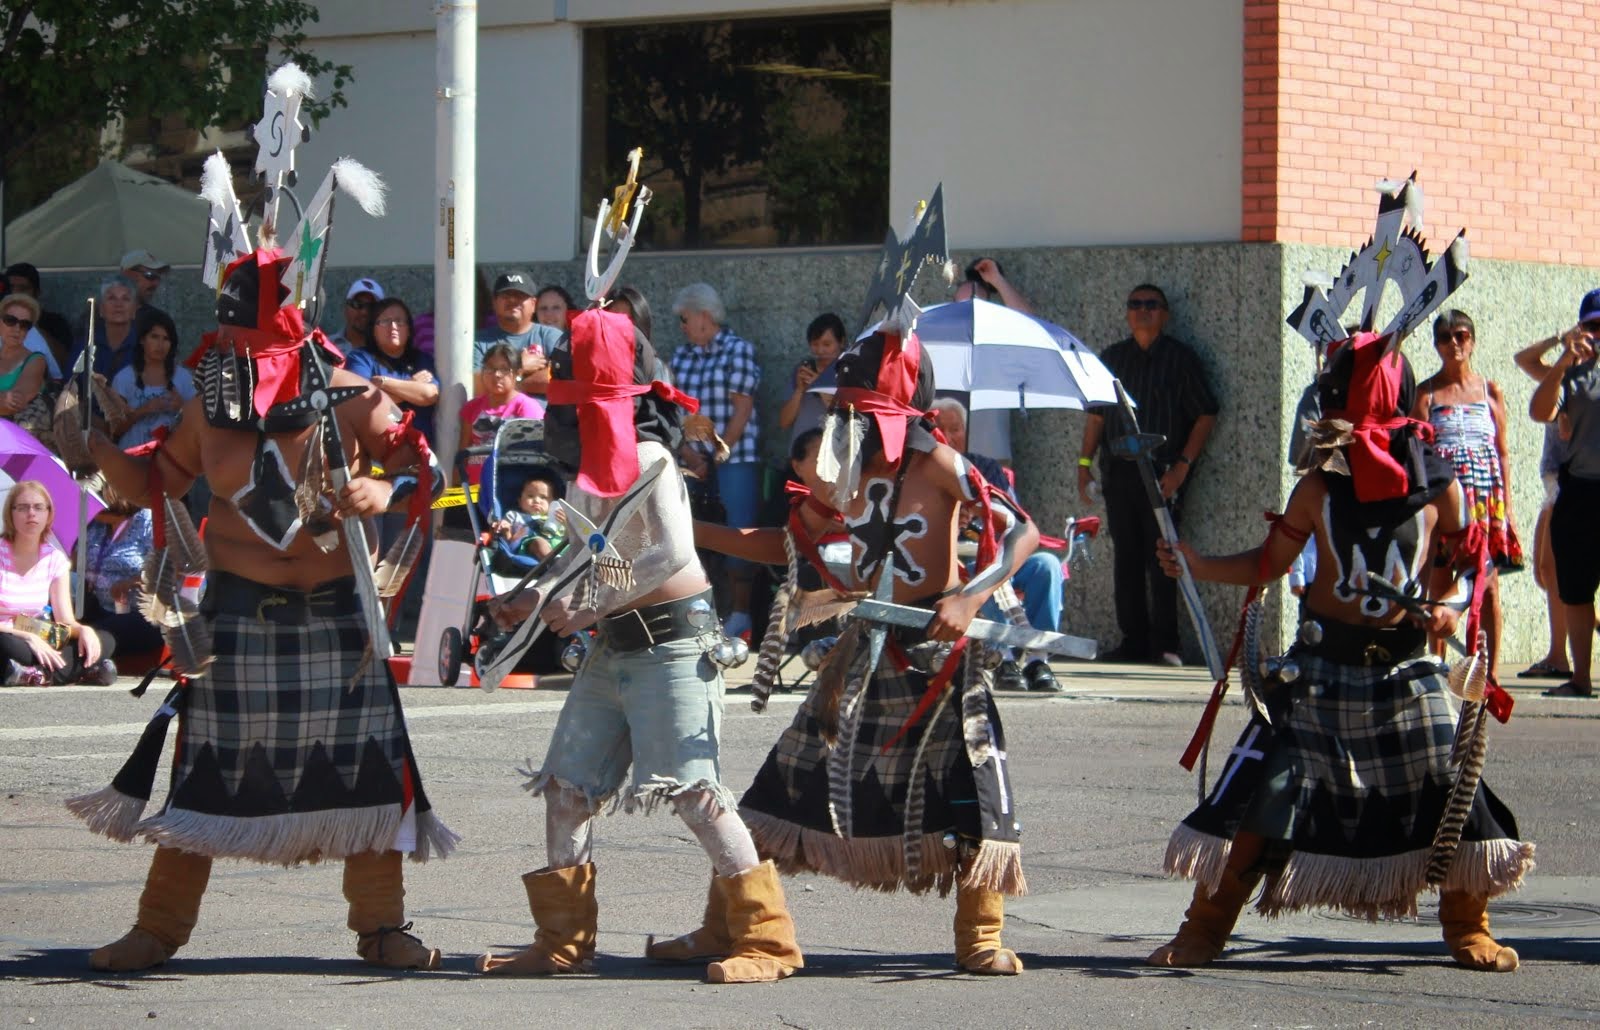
[0,245,1594,691]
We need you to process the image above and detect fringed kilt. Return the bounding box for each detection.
[739,632,1025,897]
[1164,653,1533,919]
[69,592,456,865]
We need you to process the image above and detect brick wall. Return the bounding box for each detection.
[1245,0,1600,265]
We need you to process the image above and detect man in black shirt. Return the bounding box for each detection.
[1077,284,1219,665]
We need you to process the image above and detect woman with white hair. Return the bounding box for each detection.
[670,282,764,638]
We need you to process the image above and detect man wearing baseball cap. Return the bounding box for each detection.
[328,276,385,361]
[119,249,172,308]
[472,269,563,396]
[1529,287,1600,699]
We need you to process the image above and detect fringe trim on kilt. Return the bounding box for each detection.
[65,786,147,843]
[1160,823,1234,895]
[1159,825,1535,920]
[960,839,1028,897]
[743,808,959,895]
[135,803,457,866]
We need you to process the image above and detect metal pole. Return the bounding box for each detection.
[434,0,477,476]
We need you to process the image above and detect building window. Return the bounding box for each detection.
[581,12,890,250]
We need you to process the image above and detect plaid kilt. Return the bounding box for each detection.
[739,635,1024,896]
[128,604,453,864]
[1165,653,1533,918]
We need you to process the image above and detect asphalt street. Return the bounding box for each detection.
[2,661,1598,1029]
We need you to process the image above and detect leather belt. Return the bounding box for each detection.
[202,570,360,626]
[595,588,714,653]
[1294,615,1427,667]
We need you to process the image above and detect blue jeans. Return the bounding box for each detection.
[715,460,763,575]
[980,551,1064,635]
[532,636,727,811]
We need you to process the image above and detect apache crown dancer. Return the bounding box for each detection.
[1148,327,1534,971]
[62,68,452,973]
[477,304,802,984]
[687,322,1041,975]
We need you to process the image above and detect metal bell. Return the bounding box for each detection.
[728,635,750,667]
[1259,656,1277,680]
[1297,620,1324,646]
[710,638,740,669]
[941,832,958,850]
[685,597,716,631]
[1277,660,1301,684]
[800,637,837,671]
[560,635,589,673]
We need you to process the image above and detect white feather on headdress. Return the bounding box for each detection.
[331,157,387,217]
[200,151,251,288]
[200,151,239,209]
[278,159,387,309]
[267,62,316,102]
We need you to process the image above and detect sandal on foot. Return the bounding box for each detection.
[1517,660,1572,679]
[1542,681,1595,699]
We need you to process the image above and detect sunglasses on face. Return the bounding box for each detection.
[1580,320,1600,334]
[375,318,407,328]
[132,268,162,282]
[1,314,34,330]
[1435,329,1473,344]
[347,298,375,311]
[1126,298,1166,312]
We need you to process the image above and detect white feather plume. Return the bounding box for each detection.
[200,151,238,208]
[267,62,316,101]
[331,157,387,217]
[1446,232,1469,273]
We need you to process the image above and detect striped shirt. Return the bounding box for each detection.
[0,537,69,619]
[670,327,762,464]
[1096,333,1219,471]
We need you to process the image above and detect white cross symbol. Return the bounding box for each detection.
[1210,724,1264,802]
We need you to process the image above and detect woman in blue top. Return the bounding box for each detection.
[356,297,439,448]
[110,310,195,449]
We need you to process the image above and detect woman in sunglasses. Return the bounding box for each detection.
[0,294,49,429]
[1412,309,1520,680]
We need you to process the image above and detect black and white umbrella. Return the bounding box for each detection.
[880,299,1120,411]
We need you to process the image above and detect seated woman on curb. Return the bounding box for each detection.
[0,480,116,685]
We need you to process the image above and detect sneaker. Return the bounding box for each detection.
[994,659,1027,691]
[83,658,119,686]
[1023,660,1062,693]
[1156,652,1184,667]
[3,659,46,686]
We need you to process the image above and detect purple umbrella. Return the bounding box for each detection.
[0,420,104,552]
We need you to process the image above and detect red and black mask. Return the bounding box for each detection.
[544,307,695,496]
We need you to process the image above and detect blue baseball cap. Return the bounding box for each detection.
[1580,288,1600,323]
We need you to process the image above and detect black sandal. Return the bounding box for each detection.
[1518,660,1572,679]
[1541,681,1595,698]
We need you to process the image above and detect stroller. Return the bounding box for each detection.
[436,417,565,685]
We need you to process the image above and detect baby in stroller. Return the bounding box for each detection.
[494,472,566,562]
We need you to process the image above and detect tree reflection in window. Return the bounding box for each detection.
[581,13,890,250]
